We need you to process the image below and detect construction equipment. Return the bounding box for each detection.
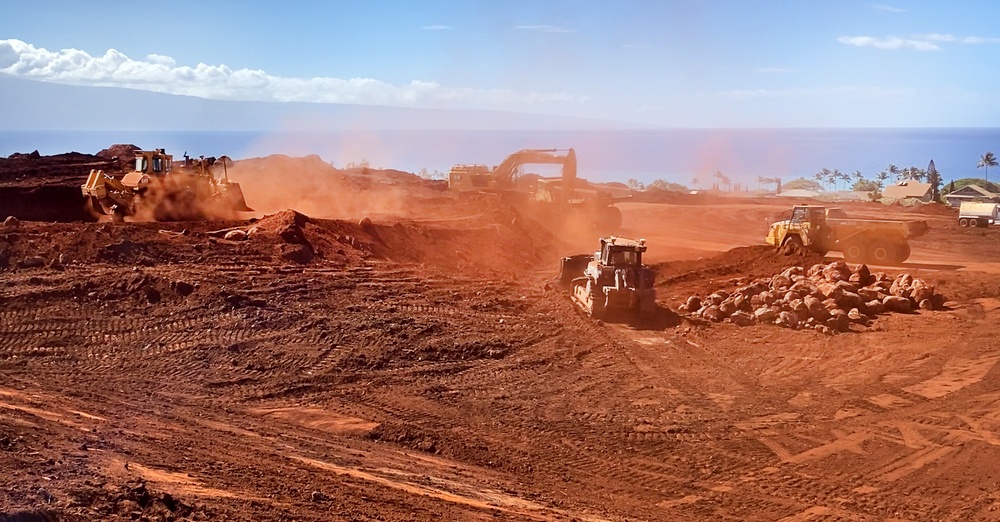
[765,205,928,265]
[81,149,252,221]
[449,148,629,232]
[958,202,998,227]
[558,236,656,321]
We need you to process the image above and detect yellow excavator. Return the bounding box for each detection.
[81,149,252,221]
[448,148,629,232]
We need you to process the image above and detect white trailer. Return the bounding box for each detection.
[958,202,999,227]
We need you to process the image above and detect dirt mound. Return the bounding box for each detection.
[95,143,140,172]
[0,151,115,186]
[908,202,958,216]
[652,244,827,302]
[228,154,448,220]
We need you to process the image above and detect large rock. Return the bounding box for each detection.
[851,264,873,286]
[754,306,779,323]
[816,282,843,301]
[770,274,793,290]
[827,309,851,332]
[822,261,852,282]
[910,279,934,304]
[804,295,830,322]
[685,296,702,311]
[790,299,810,320]
[866,299,885,315]
[807,264,826,278]
[702,305,725,322]
[836,290,862,310]
[719,299,737,317]
[730,311,755,326]
[781,266,804,279]
[736,281,768,297]
[789,281,817,296]
[883,295,912,313]
[3,216,19,228]
[890,274,914,297]
[776,311,799,329]
[224,229,247,241]
[858,287,881,302]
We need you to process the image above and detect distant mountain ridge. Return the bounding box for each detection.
[0,75,647,132]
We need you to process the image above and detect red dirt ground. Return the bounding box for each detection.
[2,149,1000,521]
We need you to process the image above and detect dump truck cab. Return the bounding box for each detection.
[766,205,837,253]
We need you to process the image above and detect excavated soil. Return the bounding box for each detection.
[3,150,1000,521]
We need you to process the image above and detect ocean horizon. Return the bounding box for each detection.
[2,128,998,187]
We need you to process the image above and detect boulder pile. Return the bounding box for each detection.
[676,260,946,334]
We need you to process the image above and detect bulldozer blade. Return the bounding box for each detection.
[222,183,254,212]
[88,196,108,215]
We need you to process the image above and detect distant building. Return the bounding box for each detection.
[944,184,1000,207]
[882,181,933,202]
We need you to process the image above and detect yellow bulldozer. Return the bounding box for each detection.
[81,149,252,221]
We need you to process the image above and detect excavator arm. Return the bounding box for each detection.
[492,148,577,192]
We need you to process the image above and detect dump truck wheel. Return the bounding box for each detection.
[868,242,895,265]
[601,206,623,232]
[891,242,911,264]
[959,218,969,227]
[782,235,803,248]
[842,241,865,263]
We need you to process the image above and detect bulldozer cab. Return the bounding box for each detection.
[134,150,173,177]
[600,237,646,267]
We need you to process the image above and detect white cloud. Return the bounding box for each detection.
[868,4,905,13]
[918,33,956,42]
[420,25,451,30]
[707,86,916,100]
[963,36,1000,44]
[839,33,1000,50]
[514,25,576,34]
[0,38,584,109]
[145,54,176,66]
[837,36,940,51]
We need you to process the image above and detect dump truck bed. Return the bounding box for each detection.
[827,217,929,239]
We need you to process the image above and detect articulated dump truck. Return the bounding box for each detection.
[766,205,928,265]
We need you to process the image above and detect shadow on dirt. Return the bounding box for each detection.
[600,305,682,331]
[899,261,965,271]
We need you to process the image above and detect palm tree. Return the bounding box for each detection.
[827,169,840,190]
[979,152,998,183]
[875,170,889,191]
[835,169,851,191]
[887,164,899,182]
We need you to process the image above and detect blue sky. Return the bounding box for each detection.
[1,0,998,127]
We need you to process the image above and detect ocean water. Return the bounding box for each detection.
[1,128,998,187]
